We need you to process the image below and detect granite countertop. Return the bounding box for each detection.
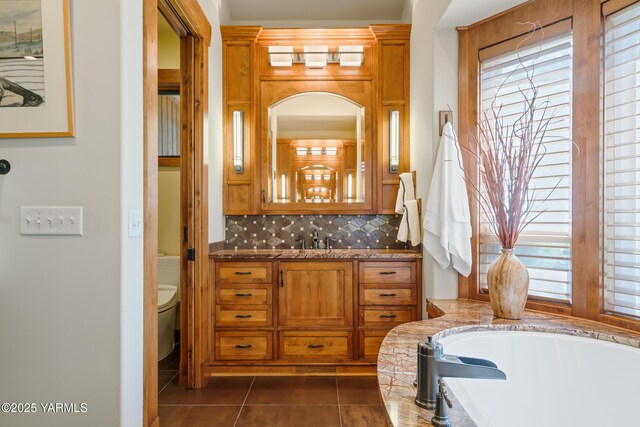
[377,299,640,427]
[209,248,423,259]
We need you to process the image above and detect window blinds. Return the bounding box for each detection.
[604,2,640,319]
[478,27,574,303]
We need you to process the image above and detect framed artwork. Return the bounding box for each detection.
[0,0,74,137]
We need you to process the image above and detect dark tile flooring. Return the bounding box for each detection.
[157,347,387,427]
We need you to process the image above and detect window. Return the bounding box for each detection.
[478,25,574,303]
[604,2,640,319]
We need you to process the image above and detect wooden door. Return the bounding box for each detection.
[278,262,353,327]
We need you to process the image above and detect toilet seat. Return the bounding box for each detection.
[158,284,178,313]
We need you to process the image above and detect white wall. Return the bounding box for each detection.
[119,0,144,424]
[202,0,227,243]
[407,0,461,306]
[0,0,142,425]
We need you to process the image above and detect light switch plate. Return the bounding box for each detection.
[128,209,143,238]
[20,206,83,236]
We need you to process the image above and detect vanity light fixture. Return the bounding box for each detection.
[389,110,400,173]
[268,46,363,68]
[339,45,364,66]
[233,110,244,173]
[304,45,328,68]
[268,46,294,66]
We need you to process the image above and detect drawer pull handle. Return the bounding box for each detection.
[380,314,398,319]
[308,344,325,349]
[380,293,397,297]
[235,315,253,319]
[235,271,252,275]
[235,293,253,297]
[235,344,253,349]
[379,271,397,275]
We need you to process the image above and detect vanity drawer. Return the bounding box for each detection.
[361,287,415,305]
[279,331,352,361]
[360,330,388,360]
[217,262,272,284]
[217,284,271,305]
[215,305,272,327]
[215,331,272,361]
[360,262,416,284]
[360,306,415,327]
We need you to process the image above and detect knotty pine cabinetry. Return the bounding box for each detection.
[209,255,421,375]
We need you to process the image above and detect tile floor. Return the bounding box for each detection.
[157,347,387,427]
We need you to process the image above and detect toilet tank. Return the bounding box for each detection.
[158,255,180,298]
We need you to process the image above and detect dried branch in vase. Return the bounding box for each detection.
[462,22,567,250]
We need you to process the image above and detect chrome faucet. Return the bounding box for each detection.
[312,230,319,249]
[415,336,506,410]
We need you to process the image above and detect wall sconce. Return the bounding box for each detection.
[233,110,244,173]
[304,45,328,68]
[389,110,400,173]
[268,46,293,67]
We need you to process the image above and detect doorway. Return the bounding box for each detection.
[143,1,211,426]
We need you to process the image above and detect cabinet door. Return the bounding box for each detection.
[278,262,353,327]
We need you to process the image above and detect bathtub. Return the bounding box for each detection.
[438,330,640,427]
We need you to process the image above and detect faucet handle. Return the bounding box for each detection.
[326,236,335,250]
[437,379,452,408]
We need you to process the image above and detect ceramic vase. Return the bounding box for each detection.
[487,248,529,319]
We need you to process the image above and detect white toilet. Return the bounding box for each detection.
[158,284,178,360]
[158,255,180,361]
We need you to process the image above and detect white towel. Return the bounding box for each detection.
[424,122,472,277]
[395,172,416,214]
[397,200,421,246]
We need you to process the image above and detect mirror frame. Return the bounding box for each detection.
[260,80,374,213]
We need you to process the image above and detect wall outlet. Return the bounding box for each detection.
[20,206,83,236]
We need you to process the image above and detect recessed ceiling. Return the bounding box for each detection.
[226,0,406,22]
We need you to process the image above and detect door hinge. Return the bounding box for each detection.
[187,248,196,262]
[183,226,188,242]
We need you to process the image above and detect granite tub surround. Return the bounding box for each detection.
[377,299,640,427]
[209,248,423,259]
[225,214,408,250]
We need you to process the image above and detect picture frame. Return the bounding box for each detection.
[0,0,74,138]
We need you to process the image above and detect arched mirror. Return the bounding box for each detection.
[267,92,366,206]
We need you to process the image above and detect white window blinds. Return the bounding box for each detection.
[478,27,574,303]
[604,2,640,319]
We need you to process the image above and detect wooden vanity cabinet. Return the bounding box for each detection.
[209,256,422,375]
[278,261,353,327]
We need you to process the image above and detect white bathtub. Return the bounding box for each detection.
[438,330,640,427]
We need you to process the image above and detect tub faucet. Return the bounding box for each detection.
[415,336,506,410]
[312,231,319,249]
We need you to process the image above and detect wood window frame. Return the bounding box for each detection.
[458,0,640,332]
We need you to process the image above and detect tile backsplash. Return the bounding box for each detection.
[225,215,411,249]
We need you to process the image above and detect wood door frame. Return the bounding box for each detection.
[144,1,211,426]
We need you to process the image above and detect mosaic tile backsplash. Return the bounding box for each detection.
[225,215,410,249]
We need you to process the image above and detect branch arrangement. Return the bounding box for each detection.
[464,22,565,250]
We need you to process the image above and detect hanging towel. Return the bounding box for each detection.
[424,122,472,277]
[395,172,416,214]
[397,200,421,246]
